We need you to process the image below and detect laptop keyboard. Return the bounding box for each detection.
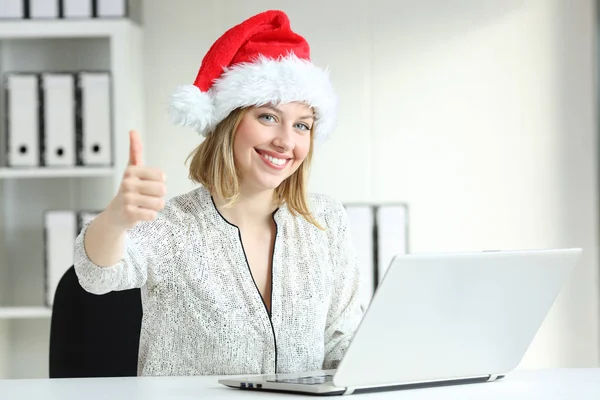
[267,374,334,385]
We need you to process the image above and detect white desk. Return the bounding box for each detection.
[1,369,599,399]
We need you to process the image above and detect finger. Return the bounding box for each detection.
[126,206,158,222]
[125,166,165,182]
[138,167,166,182]
[130,194,165,211]
[137,181,166,197]
[128,130,144,166]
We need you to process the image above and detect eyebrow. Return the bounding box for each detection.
[262,104,315,121]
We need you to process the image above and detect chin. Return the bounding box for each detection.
[243,161,301,192]
[259,179,286,191]
[251,173,289,192]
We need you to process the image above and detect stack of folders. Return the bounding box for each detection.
[0,0,129,19]
[44,210,100,307]
[3,71,113,168]
[344,204,409,311]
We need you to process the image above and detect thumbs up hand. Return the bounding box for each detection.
[105,130,167,231]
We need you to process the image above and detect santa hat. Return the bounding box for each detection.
[169,10,338,141]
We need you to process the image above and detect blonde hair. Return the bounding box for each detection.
[186,107,324,229]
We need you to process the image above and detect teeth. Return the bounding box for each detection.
[261,152,286,166]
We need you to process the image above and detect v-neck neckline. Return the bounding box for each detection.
[200,185,283,231]
[197,185,281,372]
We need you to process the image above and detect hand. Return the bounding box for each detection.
[105,130,167,231]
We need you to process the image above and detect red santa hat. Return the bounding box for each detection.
[169,10,338,141]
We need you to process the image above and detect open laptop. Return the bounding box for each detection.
[219,248,582,395]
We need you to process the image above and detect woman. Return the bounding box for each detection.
[74,9,363,377]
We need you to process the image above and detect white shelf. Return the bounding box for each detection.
[0,307,52,319]
[0,167,115,179]
[0,11,143,380]
[0,19,138,40]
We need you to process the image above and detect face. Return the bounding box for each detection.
[233,102,314,193]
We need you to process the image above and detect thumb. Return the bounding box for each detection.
[128,130,143,166]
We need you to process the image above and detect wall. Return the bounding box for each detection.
[0,180,6,375]
[0,321,7,377]
[142,0,599,368]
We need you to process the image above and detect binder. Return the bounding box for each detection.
[0,0,24,18]
[41,73,76,167]
[44,210,100,306]
[30,0,59,18]
[44,210,77,307]
[5,73,40,167]
[376,205,408,283]
[62,0,93,18]
[345,204,376,310]
[76,72,113,166]
[96,0,127,18]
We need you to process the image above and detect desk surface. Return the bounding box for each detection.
[1,368,599,399]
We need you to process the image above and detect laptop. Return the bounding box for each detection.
[219,248,582,395]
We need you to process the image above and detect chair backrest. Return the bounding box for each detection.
[49,266,142,378]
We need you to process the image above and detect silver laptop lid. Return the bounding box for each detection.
[333,248,582,389]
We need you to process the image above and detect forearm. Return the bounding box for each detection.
[73,129,164,293]
[75,214,148,294]
[83,211,127,268]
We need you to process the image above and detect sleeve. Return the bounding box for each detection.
[73,202,188,295]
[322,199,365,370]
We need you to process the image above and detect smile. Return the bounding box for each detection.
[256,149,291,170]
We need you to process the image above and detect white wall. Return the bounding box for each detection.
[0,321,7,377]
[143,0,599,368]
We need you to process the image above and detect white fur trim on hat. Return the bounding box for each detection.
[169,54,338,141]
[169,85,215,134]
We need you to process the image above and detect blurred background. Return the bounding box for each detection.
[0,0,599,379]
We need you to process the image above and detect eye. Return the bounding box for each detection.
[294,123,311,131]
[258,113,277,123]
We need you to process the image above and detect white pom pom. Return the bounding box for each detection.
[169,85,215,136]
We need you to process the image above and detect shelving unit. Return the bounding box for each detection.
[0,19,144,379]
[0,167,115,179]
[0,307,52,319]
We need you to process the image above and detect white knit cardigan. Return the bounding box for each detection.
[73,185,364,376]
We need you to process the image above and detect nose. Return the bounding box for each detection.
[272,124,294,152]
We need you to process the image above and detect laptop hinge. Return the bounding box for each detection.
[342,387,356,395]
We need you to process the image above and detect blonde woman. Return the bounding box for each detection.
[74,10,363,377]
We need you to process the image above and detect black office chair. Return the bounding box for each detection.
[49,266,143,378]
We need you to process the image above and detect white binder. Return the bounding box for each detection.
[30,0,59,18]
[62,0,92,18]
[5,73,40,167]
[44,210,76,307]
[0,0,24,18]
[345,204,376,311]
[77,72,113,166]
[96,0,127,17]
[41,73,76,167]
[376,205,408,283]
